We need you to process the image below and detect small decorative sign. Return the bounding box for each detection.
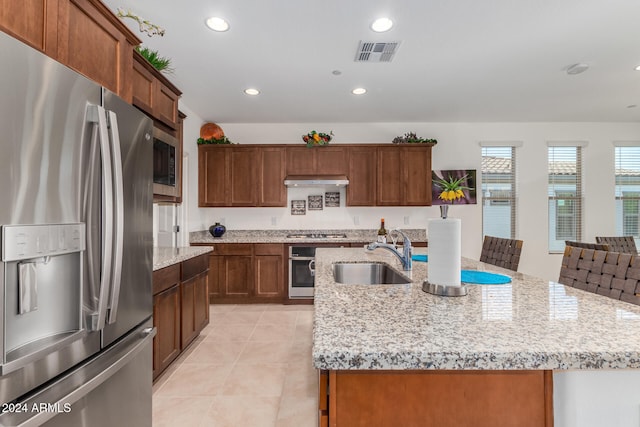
[308,195,323,210]
[291,200,306,215]
[325,192,340,207]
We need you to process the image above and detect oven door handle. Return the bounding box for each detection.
[308,260,315,276]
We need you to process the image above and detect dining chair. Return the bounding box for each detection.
[565,240,610,251]
[595,236,638,254]
[479,235,523,271]
[558,245,635,301]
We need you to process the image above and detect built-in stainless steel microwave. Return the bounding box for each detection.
[152,127,181,199]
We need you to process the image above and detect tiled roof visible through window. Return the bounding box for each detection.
[482,156,640,176]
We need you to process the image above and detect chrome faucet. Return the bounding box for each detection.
[366,228,413,270]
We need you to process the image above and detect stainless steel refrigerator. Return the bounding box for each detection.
[0,31,155,426]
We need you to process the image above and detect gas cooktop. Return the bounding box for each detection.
[286,233,348,239]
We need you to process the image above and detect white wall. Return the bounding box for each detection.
[176,110,640,282]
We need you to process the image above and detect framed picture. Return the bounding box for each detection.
[431,169,477,205]
[325,192,340,207]
[291,200,306,215]
[308,195,323,210]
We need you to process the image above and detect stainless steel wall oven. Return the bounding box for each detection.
[289,246,316,298]
[287,234,348,299]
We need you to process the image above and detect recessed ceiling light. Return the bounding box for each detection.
[206,17,230,32]
[244,88,260,96]
[371,17,393,32]
[627,104,637,109]
[332,70,342,76]
[566,63,589,75]
[635,65,640,71]
[352,88,367,95]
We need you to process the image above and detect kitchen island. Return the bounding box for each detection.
[313,247,640,427]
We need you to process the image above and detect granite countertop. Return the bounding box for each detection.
[153,246,213,271]
[189,229,427,245]
[312,247,640,371]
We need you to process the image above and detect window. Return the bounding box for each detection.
[548,145,583,252]
[481,146,516,239]
[615,146,640,240]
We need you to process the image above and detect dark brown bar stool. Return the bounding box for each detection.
[564,240,610,250]
[479,235,523,272]
[558,246,638,302]
[595,236,638,254]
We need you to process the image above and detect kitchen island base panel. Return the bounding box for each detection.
[321,370,553,427]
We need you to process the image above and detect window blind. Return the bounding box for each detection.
[614,146,640,239]
[548,146,582,252]
[481,146,516,239]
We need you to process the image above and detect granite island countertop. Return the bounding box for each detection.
[312,247,640,371]
[189,228,426,245]
[153,246,213,271]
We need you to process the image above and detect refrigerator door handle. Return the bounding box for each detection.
[105,110,124,324]
[88,105,114,331]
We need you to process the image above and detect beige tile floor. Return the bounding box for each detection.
[152,304,318,427]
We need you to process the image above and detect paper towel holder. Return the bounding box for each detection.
[422,280,468,297]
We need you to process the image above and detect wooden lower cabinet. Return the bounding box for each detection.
[153,254,210,381]
[198,243,285,303]
[319,370,553,427]
[152,264,181,380]
[153,286,180,379]
[254,244,285,300]
[180,276,208,348]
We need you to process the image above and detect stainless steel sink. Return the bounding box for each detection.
[332,263,410,285]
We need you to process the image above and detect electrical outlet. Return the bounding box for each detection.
[353,215,359,225]
[271,217,277,226]
[220,217,225,225]
[404,216,410,225]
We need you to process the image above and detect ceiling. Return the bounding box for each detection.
[103,0,640,123]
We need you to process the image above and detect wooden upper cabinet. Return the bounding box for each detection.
[198,146,258,207]
[229,147,258,206]
[132,50,181,129]
[56,0,139,102]
[286,146,347,175]
[0,0,57,55]
[347,146,377,206]
[199,145,285,207]
[199,145,227,206]
[132,55,154,112]
[259,147,286,207]
[377,147,403,205]
[377,145,432,206]
[286,147,315,175]
[404,146,432,205]
[316,147,348,175]
[1,0,141,102]
[198,144,432,207]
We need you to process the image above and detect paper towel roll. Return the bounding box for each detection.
[427,218,461,287]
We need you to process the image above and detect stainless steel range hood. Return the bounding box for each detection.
[284,174,349,187]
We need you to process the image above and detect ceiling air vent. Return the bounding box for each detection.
[355,41,400,62]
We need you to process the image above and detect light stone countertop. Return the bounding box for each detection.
[312,247,640,371]
[189,229,427,245]
[153,246,212,271]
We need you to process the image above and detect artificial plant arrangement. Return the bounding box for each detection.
[197,136,234,145]
[135,46,173,74]
[302,130,333,147]
[392,132,437,145]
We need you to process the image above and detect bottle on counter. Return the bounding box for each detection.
[377,218,387,243]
